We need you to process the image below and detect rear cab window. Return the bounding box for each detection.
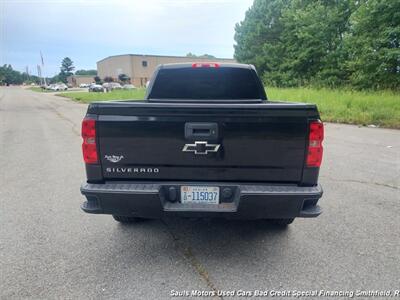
[148,66,266,101]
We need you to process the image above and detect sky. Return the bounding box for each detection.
[0,0,253,76]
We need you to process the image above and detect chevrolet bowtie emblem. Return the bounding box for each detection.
[182,141,221,155]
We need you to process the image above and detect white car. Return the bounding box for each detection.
[89,84,104,92]
[111,82,122,90]
[102,82,122,92]
[123,84,136,90]
[79,83,89,88]
[50,83,68,91]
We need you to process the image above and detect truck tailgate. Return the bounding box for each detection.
[91,102,319,183]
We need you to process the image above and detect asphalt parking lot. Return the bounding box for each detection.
[1,86,399,299]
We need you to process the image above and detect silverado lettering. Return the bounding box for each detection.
[80,63,324,226]
[106,167,160,173]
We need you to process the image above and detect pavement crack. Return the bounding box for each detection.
[160,219,223,299]
[320,176,399,190]
[43,102,81,136]
[53,109,80,136]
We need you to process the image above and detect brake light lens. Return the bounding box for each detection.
[306,120,324,167]
[81,118,98,164]
[192,63,219,68]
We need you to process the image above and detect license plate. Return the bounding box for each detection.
[181,186,219,204]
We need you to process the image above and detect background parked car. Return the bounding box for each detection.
[111,82,122,90]
[102,83,111,92]
[88,84,104,92]
[79,83,89,88]
[54,83,68,91]
[46,83,68,91]
[123,84,136,90]
[103,82,122,92]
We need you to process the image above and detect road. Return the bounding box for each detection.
[1,86,399,299]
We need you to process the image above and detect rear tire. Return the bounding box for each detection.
[269,218,294,226]
[112,215,145,223]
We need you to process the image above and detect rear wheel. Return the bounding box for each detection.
[269,218,294,226]
[112,215,146,223]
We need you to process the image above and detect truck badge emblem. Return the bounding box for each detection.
[182,141,220,155]
[105,155,124,163]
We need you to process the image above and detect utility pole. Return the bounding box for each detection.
[40,51,47,86]
[25,66,30,82]
[37,65,43,86]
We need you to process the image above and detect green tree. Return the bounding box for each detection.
[61,57,74,73]
[186,53,216,58]
[234,0,400,90]
[234,0,290,78]
[94,76,102,84]
[58,57,75,83]
[273,0,356,87]
[21,72,40,85]
[234,0,399,89]
[0,64,24,85]
[235,0,359,87]
[75,69,97,75]
[103,76,114,82]
[346,0,400,90]
[49,74,61,84]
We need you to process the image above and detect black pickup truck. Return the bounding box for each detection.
[80,63,324,226]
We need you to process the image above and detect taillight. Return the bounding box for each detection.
[81,118,98,164]
[192,63,219,68]
[306,120,324,167]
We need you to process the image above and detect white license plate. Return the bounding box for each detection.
[181,186,219,204]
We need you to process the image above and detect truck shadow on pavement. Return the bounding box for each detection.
[78,217,294,295]
[111,217,292,260]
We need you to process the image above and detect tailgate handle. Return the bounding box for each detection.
[185,123,218,140]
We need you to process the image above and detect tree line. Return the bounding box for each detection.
[0,55,133,86]
[0,57,98,86]
[234,0,399,90]
[0,65,40,85]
